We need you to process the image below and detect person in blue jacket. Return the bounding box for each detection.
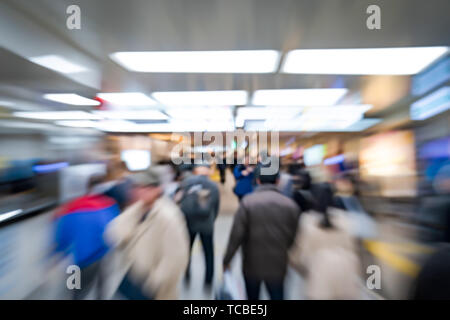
[233,157,255,201]
[53,174,120,300]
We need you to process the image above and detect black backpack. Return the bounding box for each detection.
[179,181,214,221]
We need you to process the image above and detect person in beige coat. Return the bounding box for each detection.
[105,168,190,300]
[289,183,363,300]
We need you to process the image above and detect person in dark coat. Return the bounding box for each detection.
[412,245,450,300]
[223,162,301,300]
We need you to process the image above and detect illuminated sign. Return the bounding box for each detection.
[412,55,450,96]
[304,144,325,166]
[410,86,450,120]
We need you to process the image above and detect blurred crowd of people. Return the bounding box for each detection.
[48,150,450,300]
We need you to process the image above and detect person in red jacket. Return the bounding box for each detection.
[53,174,120,300]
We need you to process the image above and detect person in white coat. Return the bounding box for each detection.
[289,183,363,300]
[105,168,190,300]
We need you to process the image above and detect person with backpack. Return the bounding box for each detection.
[290,167,316,213]
[176,164,220,288]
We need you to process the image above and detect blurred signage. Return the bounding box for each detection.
[410,86,450,120]
[418,136,450,159]
[324,154,345,166]
[360,131,416,177]
[412,55,450,96]
[304,144,325,166]
[360,131,417,197]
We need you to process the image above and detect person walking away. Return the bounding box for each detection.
[233,157,255,201]
[290,167,316,212]
[176,164,220,288]
[223,162,300,300]
[53,174,120,300]
[289,183,362,299]
[104,168,190,300]
[217,153,227,185]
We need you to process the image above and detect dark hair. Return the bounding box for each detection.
[292,168,312,190]
[288,163,304,175]
[312,183,335,229]
[257,159,280,184]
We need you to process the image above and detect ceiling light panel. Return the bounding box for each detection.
[97,92,157,106]
[14,111,100,120]
[29,55,89,74]
[165,106,233,119]
[251,89,348,106]
[56,120,97,128]
[44,94,100,106]
[282,47,449,75]
[153,90,248,106]
[110,50,280,73]
[93,110,168,120]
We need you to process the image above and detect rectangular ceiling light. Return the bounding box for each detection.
[251,89,348,106]
[56,120,97,128]
[95,119,235,133]
[262,118,381,132]
[93,110,168,120]
[301,105,373,117]
[282,47,449,75]
[165,106,233,119]
[265,105,373,130]
[153,90,248,106]
[237,106,303,118]
[29,55,89,74]
[110,50,280,73]
[14,111,101,120]
[236,106,303,127]
[44,94,100,106]
[97,92,157,106]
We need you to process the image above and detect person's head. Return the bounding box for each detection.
[129,167,162,207]
[105,158,128,181]
[193,163,211,176]
[292,169,312,190]
[256,162,280,185]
